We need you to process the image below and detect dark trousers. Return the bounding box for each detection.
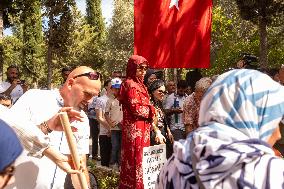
[110,130,122,165]
[89,118,99,158]
[99,135,112,167]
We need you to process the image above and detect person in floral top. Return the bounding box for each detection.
[119,55,158,189]
[183,77,212,135]
[148,79,174,158]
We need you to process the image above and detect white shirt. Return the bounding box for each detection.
[95,95,109,135]
[0,104,9,113]
[0,81,24,104]
[164,93,186,131]
[6,89,90,189]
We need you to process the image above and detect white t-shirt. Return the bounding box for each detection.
[95,95,109,135]
[0,104,9,113]
[0,81,23,104]
[164,93,186,131]
[7,89,90,189]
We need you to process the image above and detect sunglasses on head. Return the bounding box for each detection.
[73,72,101,80]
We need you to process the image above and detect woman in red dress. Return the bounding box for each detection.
[119,55,156,189]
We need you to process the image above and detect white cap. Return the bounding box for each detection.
[111,77,122,89]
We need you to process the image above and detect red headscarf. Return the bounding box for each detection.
[119,55,149,104]
[126,55,149,85]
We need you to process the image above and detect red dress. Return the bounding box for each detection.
[119,55,155,189]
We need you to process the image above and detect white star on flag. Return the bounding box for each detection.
[169,0,179,10]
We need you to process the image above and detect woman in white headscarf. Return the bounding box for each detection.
[156,69,284,189]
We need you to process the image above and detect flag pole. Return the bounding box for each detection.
[59,112,89,189]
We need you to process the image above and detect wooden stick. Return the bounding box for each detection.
[59,112,88,189]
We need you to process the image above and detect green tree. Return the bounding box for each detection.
[21,0,45,87]
[2,35,23,72]
[0,0,17,38]
[43,0,76,88]
[86,0,105,41]
[0,0,20,80]
[63,8,105,70]
[104,0,134,75]
[234,0,284,68]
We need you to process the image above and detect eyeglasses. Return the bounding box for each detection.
[137,66,148,71]
[157,90,166,94]
[73,72,101,80]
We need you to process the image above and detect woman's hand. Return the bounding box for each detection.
[155,130,166,144]
[168,131,174,143]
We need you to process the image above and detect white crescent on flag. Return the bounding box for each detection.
[169,0,179,10]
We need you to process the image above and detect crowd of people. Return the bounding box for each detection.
[1,55,284,189]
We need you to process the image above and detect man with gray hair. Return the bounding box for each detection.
[183,77,212,135]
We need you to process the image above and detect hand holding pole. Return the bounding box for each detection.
[59,112,88,189]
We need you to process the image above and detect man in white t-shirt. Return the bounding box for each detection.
[105,78,123,169]
[0,65,28,104]
[164,80,187,141]
[95,79,112,167]
[6,66,101,189]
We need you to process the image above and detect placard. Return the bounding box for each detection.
[142,144,166,189]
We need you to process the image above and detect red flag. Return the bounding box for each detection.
[134,0,212,68]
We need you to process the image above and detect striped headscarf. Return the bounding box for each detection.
[156,69,284,189]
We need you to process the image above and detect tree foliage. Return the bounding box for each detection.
[43,0,76,88]
[233,0,284,67]
[235,0,284,25]
[62,8,105,70]
[21,0,45,86]
[86,0,105,41]
[1,0,283,87]
[201,0,284,76]
[104,0,134,75]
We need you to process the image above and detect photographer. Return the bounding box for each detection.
[0,65,28,104]
[236,53,258,69]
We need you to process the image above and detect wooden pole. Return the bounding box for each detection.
[59,112,88,189]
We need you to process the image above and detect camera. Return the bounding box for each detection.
[20,80,25,85]
[241,53,258,69]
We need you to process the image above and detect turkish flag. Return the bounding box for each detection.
[134,0,212,68]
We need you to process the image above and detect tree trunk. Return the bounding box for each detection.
[47,11,54,89]
[258,16,268,68]
[177,68,182,81]
[47,44,52,89]
[0,7,3,81]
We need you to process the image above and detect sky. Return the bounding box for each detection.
[3,0,113,36]
[76,0,113,23]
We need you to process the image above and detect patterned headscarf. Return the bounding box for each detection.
[157,69,284,189]
[199,69,284,140]
[0,119,23,172]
